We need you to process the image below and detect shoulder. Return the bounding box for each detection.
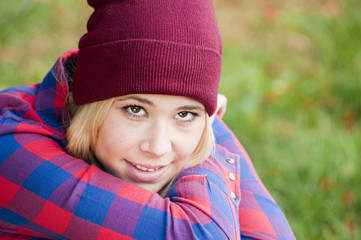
[0,51,77,145]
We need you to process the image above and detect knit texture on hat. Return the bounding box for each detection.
[73,0,222,115]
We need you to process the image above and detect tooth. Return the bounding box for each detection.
[132,163,159,172]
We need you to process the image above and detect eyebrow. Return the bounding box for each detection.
[117,96,154,105]
[117,95,205,111]
[176,105,205,112]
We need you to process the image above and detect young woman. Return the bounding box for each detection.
[0,0,295,239]
[66,92,217,196]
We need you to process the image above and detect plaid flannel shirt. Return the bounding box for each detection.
[0,50,295,239]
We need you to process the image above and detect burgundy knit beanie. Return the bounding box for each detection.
[73,0,222,115]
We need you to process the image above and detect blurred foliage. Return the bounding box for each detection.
[1,0,360,239]
[215,0,361,239]
[0,0,90,88]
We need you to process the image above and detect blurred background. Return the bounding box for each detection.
[0,0,360,239]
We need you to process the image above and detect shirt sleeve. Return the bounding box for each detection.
[213,119,296,240]
[0,128,239,240]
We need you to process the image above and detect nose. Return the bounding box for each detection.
[139,121,172,157]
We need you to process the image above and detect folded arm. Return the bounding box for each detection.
[0,128,239,240]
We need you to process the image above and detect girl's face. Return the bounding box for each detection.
[94,94,206,193]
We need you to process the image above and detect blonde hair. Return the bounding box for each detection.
[66,97,214,194]
[66,98,115,165]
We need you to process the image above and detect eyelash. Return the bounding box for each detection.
[121,105,199,123]
[122,105,147,118]
[176,111,199,123]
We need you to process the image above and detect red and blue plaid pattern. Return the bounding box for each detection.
[0,50,295,239]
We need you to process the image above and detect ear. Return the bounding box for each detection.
[210,93,227,123]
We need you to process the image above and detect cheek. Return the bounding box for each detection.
[177,123,205,159]
[95,115,143,160]
[94,126,115,162]
[95,119,127,160]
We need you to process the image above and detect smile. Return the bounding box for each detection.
[131,163,160,172]
[126,160,168,183]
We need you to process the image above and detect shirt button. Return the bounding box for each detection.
[226,158,235,164]
[231,192,236,199]
[229,173,236,181]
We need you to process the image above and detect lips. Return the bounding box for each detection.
[125,160,168,183]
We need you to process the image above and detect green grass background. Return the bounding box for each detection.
[1,0,360,239]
